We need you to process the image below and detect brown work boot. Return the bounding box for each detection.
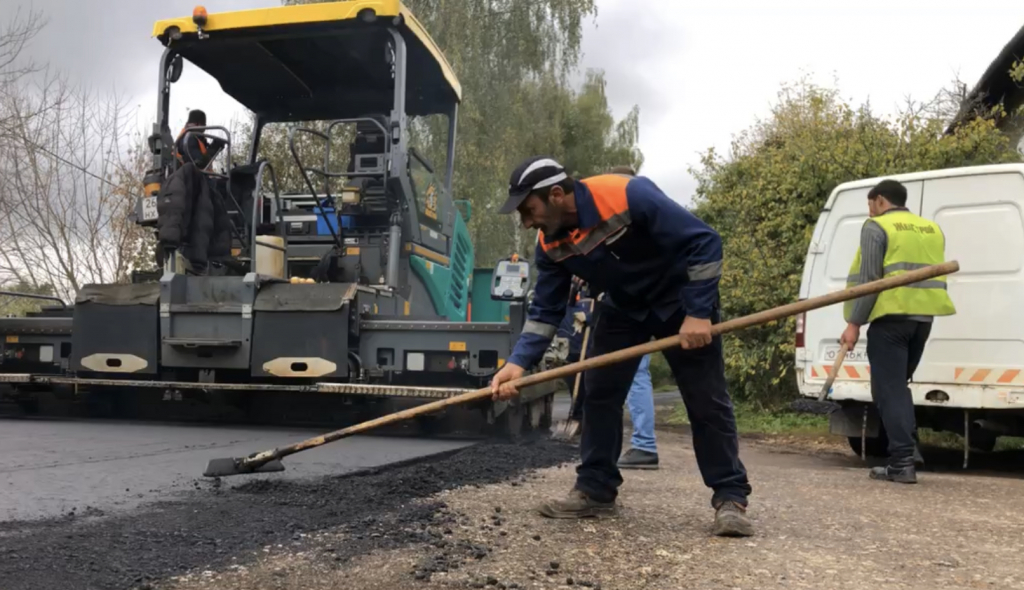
[538,488,616,519]
[712,501,755,537]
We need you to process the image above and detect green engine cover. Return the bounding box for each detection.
[409,209,474,321]
[470,268,510,322]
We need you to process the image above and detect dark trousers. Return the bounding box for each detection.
[866,318,931,461]
[575,303,751,507]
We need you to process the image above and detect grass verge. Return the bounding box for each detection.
[918,429,1024,452]
[663,401,829,437]
[662,402,1024,451]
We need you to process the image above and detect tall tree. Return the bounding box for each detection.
[0,7,155,301]
[400,0,641,264]
[0,76,155,301]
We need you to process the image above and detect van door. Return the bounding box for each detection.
[802,182,923,385]
[915,171,1024,386]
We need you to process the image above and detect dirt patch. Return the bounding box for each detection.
[168,429,1024,590]
[0,439,576,590]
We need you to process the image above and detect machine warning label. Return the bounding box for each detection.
[449,341,467,352]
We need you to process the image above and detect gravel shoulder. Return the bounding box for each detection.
[165,429,1024,590]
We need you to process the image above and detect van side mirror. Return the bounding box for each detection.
[454,199,471,223]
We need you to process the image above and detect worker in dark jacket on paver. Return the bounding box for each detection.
[175,109,214,170]
[490,157,753,537]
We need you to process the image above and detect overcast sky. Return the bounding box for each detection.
[8,0,1024,204]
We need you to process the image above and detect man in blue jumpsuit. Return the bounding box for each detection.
[490,157,753,537]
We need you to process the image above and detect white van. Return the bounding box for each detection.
[796,163,1024,460]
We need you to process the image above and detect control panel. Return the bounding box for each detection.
[491,258,530,301]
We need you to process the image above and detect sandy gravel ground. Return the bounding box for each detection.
[165,429,1024,590]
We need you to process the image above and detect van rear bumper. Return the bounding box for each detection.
[797,366,1024,409]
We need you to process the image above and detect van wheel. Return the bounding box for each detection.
[968,428,998,452]
[848,434,889,458]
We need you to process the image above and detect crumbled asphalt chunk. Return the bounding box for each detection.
[0,439,575,590]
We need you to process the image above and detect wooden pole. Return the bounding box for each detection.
[569,297,596,412]
[817,341,852,401]
[221,260,960,472]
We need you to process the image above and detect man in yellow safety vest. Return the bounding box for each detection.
[840,179,956,484]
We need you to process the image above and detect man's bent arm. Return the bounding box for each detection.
[847,221,886,326]
[625,177,722,319]
[507,244,572,369]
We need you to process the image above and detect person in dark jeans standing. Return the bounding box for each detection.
[489,157,753,537]
[841,179,957,484]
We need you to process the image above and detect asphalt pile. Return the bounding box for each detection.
[0,438,576,590]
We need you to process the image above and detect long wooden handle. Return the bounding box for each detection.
[817,341,851,401]
[238,260,959,468]
[570,297,596,407]
[570,325,591,403]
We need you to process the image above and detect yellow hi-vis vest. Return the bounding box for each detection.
[844,210,956,323]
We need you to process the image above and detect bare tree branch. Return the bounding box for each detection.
[0,69,156,300]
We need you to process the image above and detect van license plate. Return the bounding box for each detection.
[823,346,868,363]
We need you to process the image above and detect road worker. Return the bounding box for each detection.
[175,109,214,170]
[490,156,753,537]
[840,179,956,484]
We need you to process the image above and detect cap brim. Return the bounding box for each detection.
[498,190,530,215]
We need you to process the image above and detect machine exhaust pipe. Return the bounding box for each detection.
[387,216,401,289]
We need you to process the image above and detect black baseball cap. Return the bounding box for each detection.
[499,156,569,214]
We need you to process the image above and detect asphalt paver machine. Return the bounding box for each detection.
[0,1,557,435]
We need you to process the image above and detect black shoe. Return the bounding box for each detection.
[538,488,617,519]
[869,459,917,484]
[712,501,755,537]
[617,448,659,470]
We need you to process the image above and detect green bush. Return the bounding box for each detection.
[690,79,1019,408]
